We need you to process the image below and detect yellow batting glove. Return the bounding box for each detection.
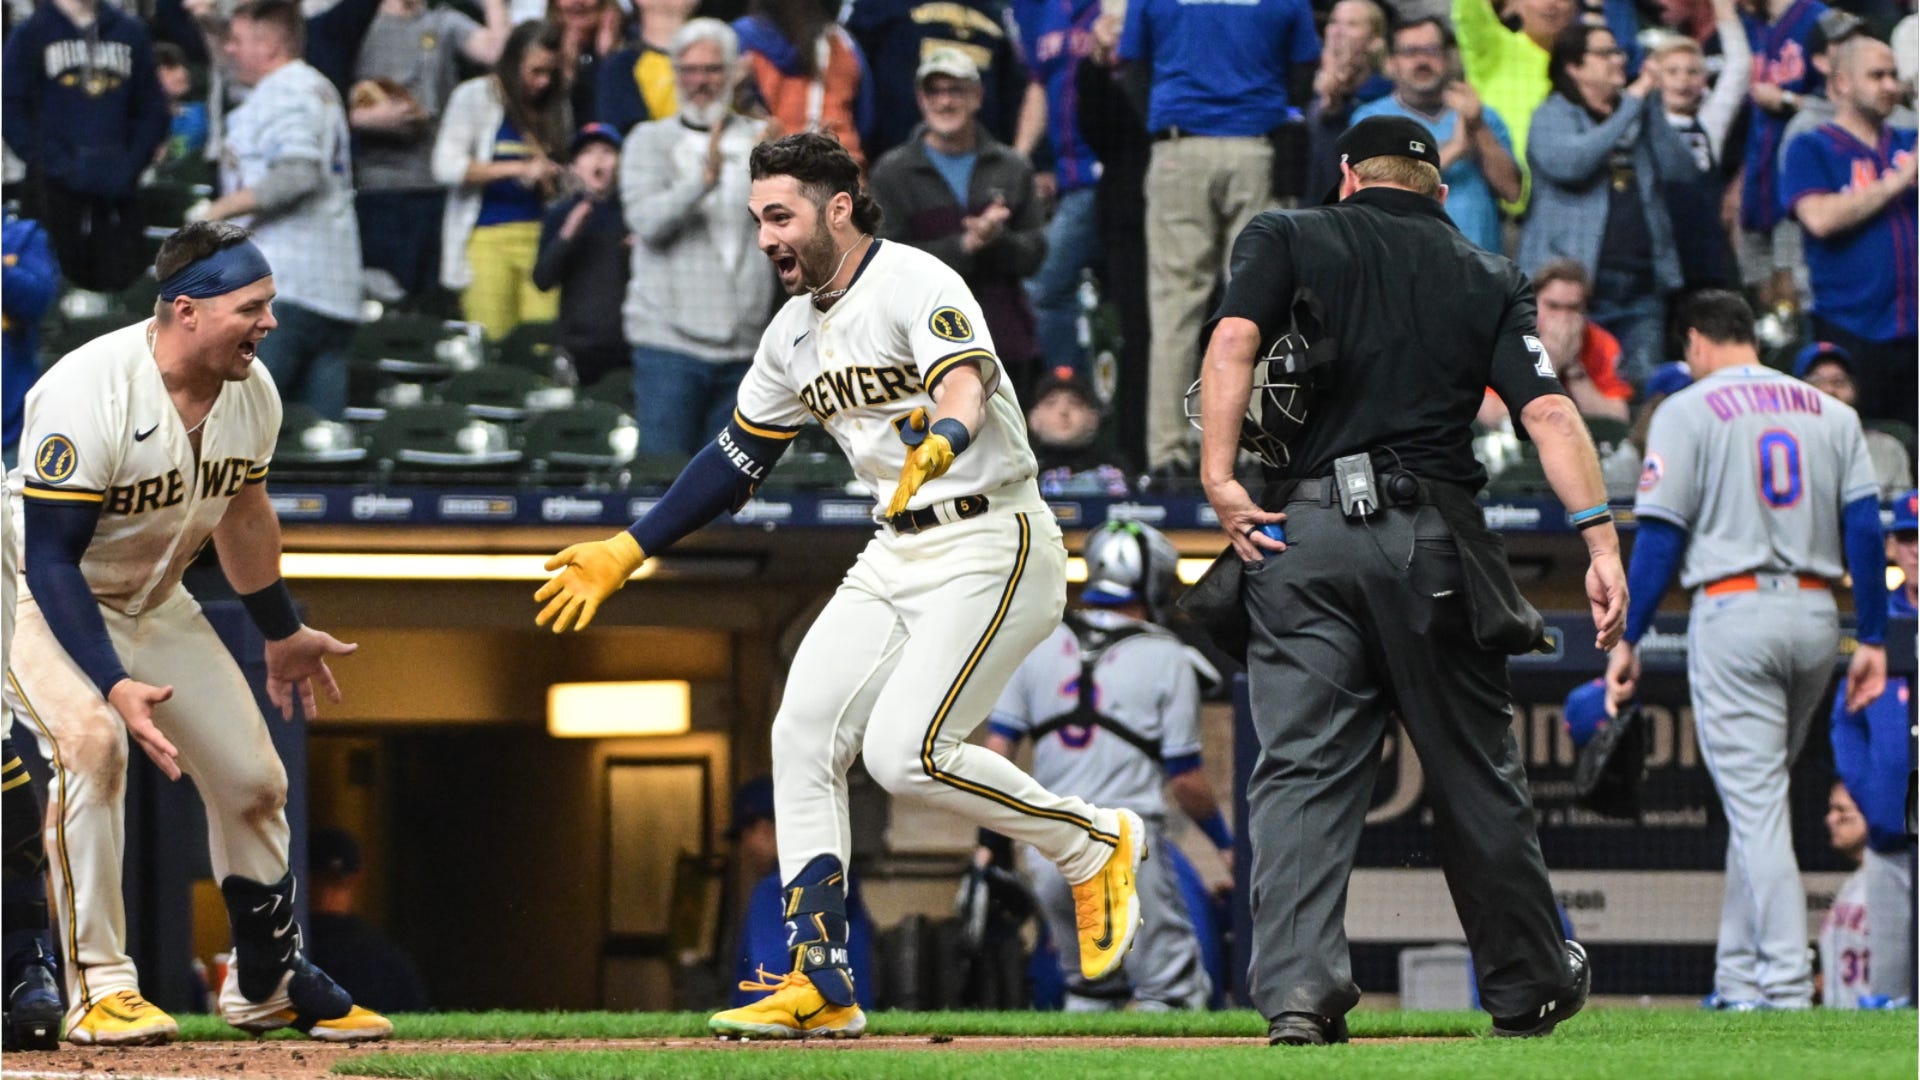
[533,531,646,633]
[887,432,956,518]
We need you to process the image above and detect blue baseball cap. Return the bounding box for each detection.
[1793,341,1853,380]
[1894,489,1918,534]
[727,775,774,837]
[1644,362,1693,399]
[1563,678,1614,750]
[570,122,622,156]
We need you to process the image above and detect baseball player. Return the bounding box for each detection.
[1818,780,1872,1008]
[534,132,1145,1041]
[3,482,62,1052]
[986,519,1227,1011]
[1608,289,1887,1010]
[3,222,390,1045]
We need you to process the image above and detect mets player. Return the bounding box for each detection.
[1607,289,1886,1010]
[986,519,1227,1011]
[535,132,1144,1040]
[1818,780,1872,1008]
[3,222,389,1045]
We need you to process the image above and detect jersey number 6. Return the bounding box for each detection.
[1757,429,1803,509]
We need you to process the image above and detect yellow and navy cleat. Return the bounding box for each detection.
[709,968,867,1040]
[1073,808,1146,980]
[66,990,179,1046]
[232,1004,393,1042]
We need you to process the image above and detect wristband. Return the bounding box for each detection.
[239,578,303,641]
[930,417,971,454]
[1574,511,1615,531]
[1568,503,1610,526]
[1198,811,1232,851]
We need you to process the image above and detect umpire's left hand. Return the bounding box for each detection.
[1204,478,1287,563]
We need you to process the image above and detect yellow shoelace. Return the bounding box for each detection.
[736,966,812,995]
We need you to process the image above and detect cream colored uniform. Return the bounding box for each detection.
[737,240,1123,885]
[4,321,292,1028]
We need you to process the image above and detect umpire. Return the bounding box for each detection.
[1196,116,1628,1046]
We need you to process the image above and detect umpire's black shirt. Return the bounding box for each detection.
[1211,186,1568,491]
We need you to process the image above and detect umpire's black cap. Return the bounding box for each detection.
[1324,116,1446,205]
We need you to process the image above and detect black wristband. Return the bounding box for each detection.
[1574,511,1615,531]
[239,578,303,641]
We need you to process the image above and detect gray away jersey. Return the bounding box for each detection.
[1635,366,1877,589]
[989,609,1203,817]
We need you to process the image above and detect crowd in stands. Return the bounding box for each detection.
[0,0,1913,493]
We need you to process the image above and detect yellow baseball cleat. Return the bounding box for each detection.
[709,969,867,1040]
[67,990,178,1046]
[1073,808,1146,980]
[236,1005,393,1042]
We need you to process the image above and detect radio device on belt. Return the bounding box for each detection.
[1333,452,1379,519]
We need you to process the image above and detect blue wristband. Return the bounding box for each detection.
[930,417,971,454]
[1568,503,1610,526]
[1198,811,1232,851]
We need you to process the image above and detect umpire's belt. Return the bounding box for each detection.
[1702,571,1828,597]
[1264,474,1424,509]
[886,494,991,535]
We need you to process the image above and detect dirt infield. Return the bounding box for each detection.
[0,1034,1457,1079]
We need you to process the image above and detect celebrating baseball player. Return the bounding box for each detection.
[535,132,1145,1040]
[986,519,1226,1011]
[1608,289,1887,1011]
[4,222,389,1045]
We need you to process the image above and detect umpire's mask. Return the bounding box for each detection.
[1186,288,1335,470]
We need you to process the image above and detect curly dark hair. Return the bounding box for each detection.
[1674,290,1757,347]
[749,132,883,233]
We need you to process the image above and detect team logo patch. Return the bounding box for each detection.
[34,434,78,484]
[928,306,974,343]
[1523,334,1553,378]
[1639,452,1664,493]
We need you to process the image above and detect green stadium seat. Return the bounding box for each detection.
[352,313,462,376]
[363,404,521,478]
[581,370,634,410]
[519,402,639,486]
[764,451,854,491]
[493,321,560,378]
[435,363,554,421]
[626,453,691,488]
[1584,416,1633,455]
[272,403,367,479]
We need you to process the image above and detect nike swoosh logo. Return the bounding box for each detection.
[252,901,275,914]
[272,923,293,939]
[1092,886,1114,950]
[795,1004,826,1023]
[134,424,159,442]
[793,331,810,347]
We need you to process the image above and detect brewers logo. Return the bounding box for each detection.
[929,306,974,343]
[34,434,78,484]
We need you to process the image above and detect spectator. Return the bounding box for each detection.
[1522,23,1696,386]
[1302,0,1392,202]
[550,0,626,125]
[596,0,693,135]
[202,0,364,419]
[1781,35,1916,427]
[1452,0,1577,210]
[1531,260,1633,421]
[1352,16,1522,253]
[1015,0,1103,373]
[1119,0,1319,474]
[733,0,875,167]
[350,0,511,302]
[533,123,631,387]
[621,18,779,456]
[871,48,1049,394]
[154,42,210,165]
[1793,343,1913,497]
[2,211,58,468]
[1028,366,1132,496]
[0,0,169,291]
[1778,12,1917,173]
[1894,9,1915,101]
[307,828,431,1015]
[1649,1,1751,291]
[434,19,571,340]
[1735,0,1830,314]
[1817,782,1872,1007]
[847,0,1031,161]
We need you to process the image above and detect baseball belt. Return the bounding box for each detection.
[886,493,991,535]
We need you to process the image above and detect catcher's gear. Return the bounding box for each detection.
[1184,288,1335,469]
[535,531,646,632]
[1564,679,1651,819]
[1080,520,1180,620]
[888,423,958,517]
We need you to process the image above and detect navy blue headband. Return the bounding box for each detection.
[157,240,273,301]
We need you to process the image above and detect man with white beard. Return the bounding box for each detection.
[620,18,780,456]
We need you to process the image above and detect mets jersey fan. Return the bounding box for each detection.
[1819,782,1872,1009]
[535,133,1143,1042]
[4,224,386,1045]
[1609,290,1886,1011]
[989,520,1227,1011]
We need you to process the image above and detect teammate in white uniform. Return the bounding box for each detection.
[534,133,1145,1040]
[1819,782,1872,1009]
[987,520,1228,1011]
[1608,290,1886,1010]
[3,223,389,1045]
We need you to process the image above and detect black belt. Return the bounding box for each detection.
[1267,474,1424,509]
[886,493,991,535]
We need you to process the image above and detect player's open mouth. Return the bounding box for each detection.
[772,253,799,280]
[240,340,258,360]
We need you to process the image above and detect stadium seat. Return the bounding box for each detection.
[351,313,465,377]
[764,450,855,491]
[1583,416,1633,456]
[627,454,691,488]
[519,402,639,486]
[581,370,635,410]
[272,403,367,479]
[435,363,558,421]
[492,321,561,378]
[363,403,521,480]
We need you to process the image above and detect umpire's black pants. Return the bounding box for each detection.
[1240,499,1569,1022]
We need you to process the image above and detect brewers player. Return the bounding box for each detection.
[1608,289,1886,1010]
[535,132,1145,1040]
[4,222,390,1045]
[986,519,1226,1011]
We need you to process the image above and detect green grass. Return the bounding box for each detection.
[309,1010,1916,1080]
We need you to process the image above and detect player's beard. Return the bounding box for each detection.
[788,218,844,297]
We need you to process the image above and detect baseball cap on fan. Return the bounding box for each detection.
[917,47,981,85]
[570,122,622,157]
[1893,489,1918,534]
[1324,115,1445,205]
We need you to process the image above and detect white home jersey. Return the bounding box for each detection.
[1820,869,1870,1008]
[733,240,1036,516]
[9,321,280,615]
